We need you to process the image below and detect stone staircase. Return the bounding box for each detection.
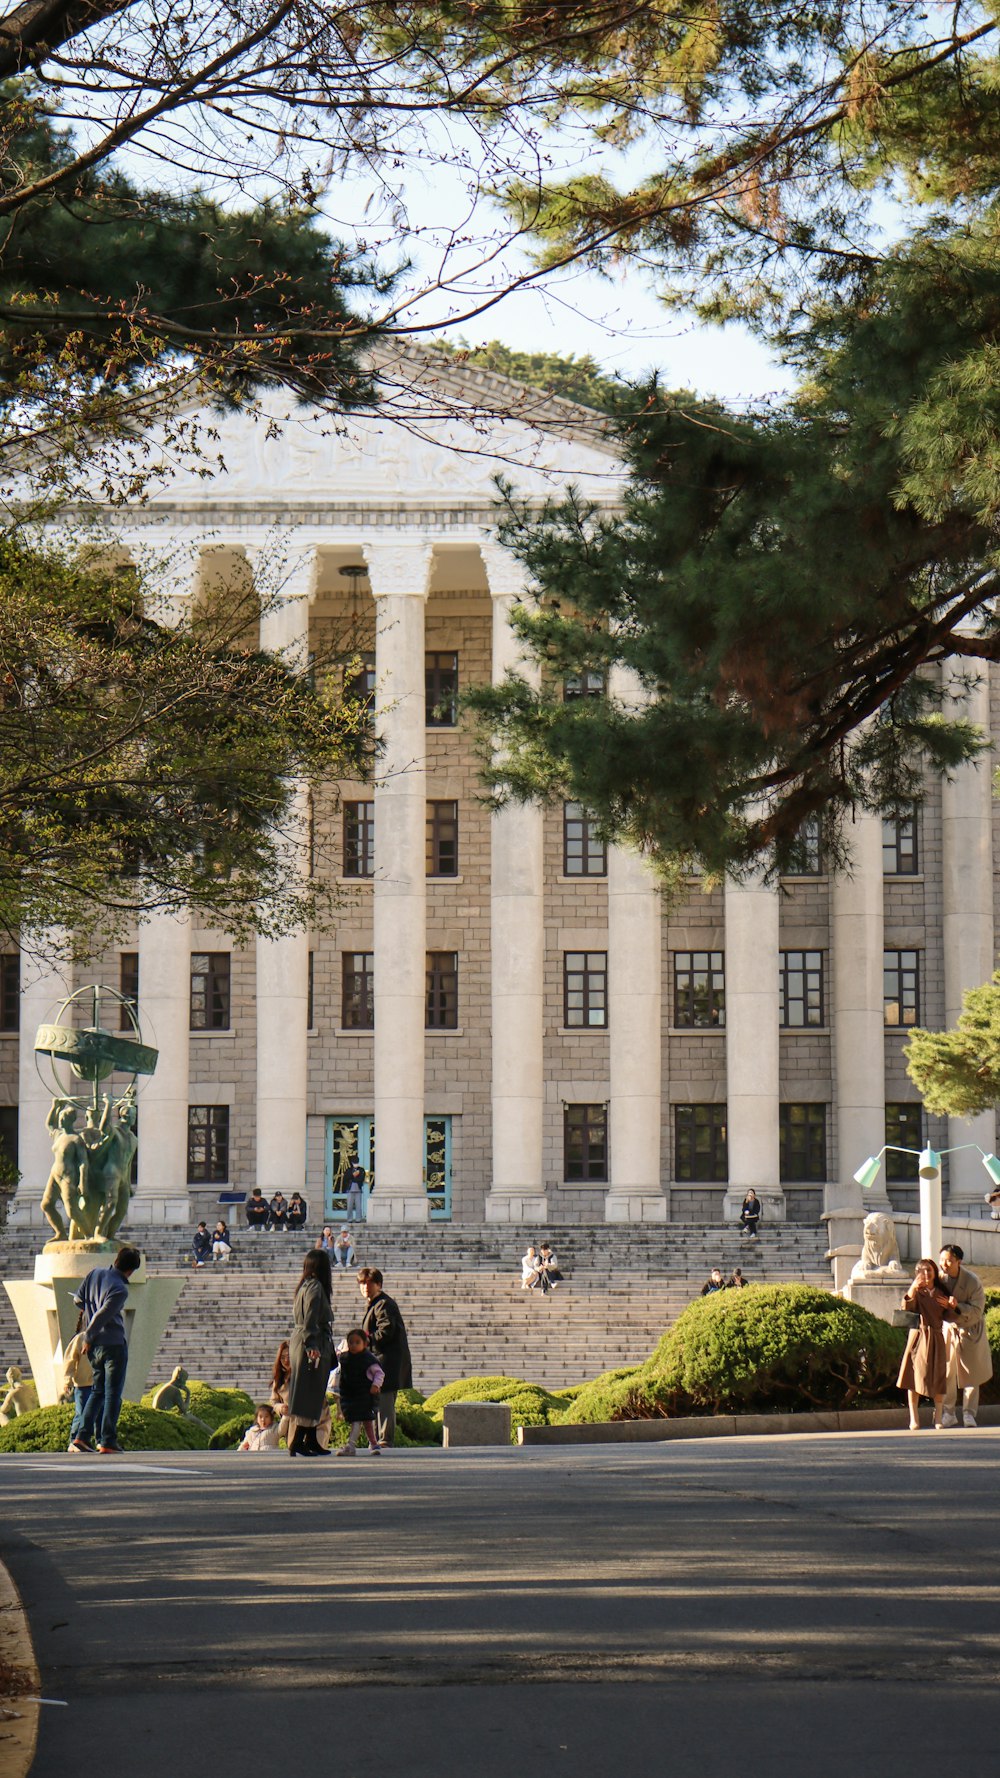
[0,1223,833,1396]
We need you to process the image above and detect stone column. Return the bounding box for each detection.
[942,662,996,1203]
[723,874,784,1222]
[12,938,72,1227]
[481,545,546,1224]
[831,810,887,1211]
[365,542,433,1224]
[251,547,317,1200]
[134,546,201,1215]
[605,667,664,1223]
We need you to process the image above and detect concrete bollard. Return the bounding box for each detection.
[442,1401,512,1447]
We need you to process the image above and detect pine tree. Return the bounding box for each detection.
[907,977,1000,1119]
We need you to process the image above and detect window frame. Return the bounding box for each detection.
[562,668,607,702]
[341,952,375,1029]
[0,953,19,1032]
[563,950,608,1029]
[882,807,919,876]
[426,800,459,877]
[187,1104,230,1184]
[779,1102,827,1183]
[885,1103,923,1180]
[562,802,607,877]
[563,1102,608,1182]
[426,951,459,1030]
[119,951,139,1032]
[343,800,375,878]
[675,1103,728,1182]
[425,651,459,727]
[883,949,921,1028]
[779,950,825,1028]
[673,951,726,1028]
[189,952,231,1031]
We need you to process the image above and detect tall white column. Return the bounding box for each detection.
[605,666,663,1223]
[942,662,995,1202]
[831,810,887,1210]
[251,547,317,1196]
[134,545,201,1208]
[481,545,546,1223]
[366,542,432,1223]
[724,873,784,1221]
[13,937,71,1224]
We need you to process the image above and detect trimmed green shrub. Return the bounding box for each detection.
[564,1286,906,1423]
[422,1373,563,1442]
[0,1402,210,1452]
[395,1401,442,1445]
[397,1386,427,1408]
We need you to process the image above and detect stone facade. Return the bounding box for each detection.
[4,367,997,1229]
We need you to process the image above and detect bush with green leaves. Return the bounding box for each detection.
[0,1402,210,1452]
[564,1286,907,1422]
[422,1373,564,1441]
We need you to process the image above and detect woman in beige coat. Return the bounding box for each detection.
[938,1244,993,1427]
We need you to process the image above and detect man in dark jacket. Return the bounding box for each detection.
[72,1245,142,1453]
[358,1266,412,1449]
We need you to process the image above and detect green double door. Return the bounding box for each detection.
[324,1115,452,1220]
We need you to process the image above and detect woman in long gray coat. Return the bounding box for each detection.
[287,1249,335,1457]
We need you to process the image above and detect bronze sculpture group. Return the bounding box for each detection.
[40,1092,138,1243]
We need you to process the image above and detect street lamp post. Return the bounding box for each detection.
[853,1143,1000,1261]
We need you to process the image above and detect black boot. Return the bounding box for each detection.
[288,1425,303,1457]
[303,1427,332,1457]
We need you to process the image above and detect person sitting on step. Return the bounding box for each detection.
[211,1219,232,1263]
[269,1191,289,1232]
[536,1242,564,1293]
[521,1245,542,1290]
[287,1191,308,1231]
[191,1221,212,1267]
[246,1188,270,1233]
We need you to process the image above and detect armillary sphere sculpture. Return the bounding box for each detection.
[35,983,158,1243]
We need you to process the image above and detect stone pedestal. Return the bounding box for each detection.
[365,1195,430,1226]
[604,1194,668,1224]
[443,1401,512,1446]
[484,1195,548,1225]
[841,1274,911,1324]
[3,1243,185,1407]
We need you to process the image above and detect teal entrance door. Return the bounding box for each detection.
[324,1116,374,1219]
[324,1116,452,1220]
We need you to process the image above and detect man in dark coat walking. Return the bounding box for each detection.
[358,1266,412,1449]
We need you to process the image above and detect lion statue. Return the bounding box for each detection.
[850,1211,905,1279]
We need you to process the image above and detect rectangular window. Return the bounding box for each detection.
[426,801,459,876]
[119,952,138,1032]
[189,953,231,1031]
[779,950,825,1028]
[563,951,608,1028]
[884,950,920,1027]
[426,952,458,1029]
[675,1104,728,1182]
[343,801,375,877]
[563,668,606,701]
[341,953,374,1029]
[882,808,919,876]
[0,1104,17,1175]
[674,951,726,1028]
[885,1103,923,1180]
[307,951,314,1030]
[187,1104,229,1184]
[779,1103,827,1183]
[425,652,458,726]
[563,802,606,876]
[0,953,19,1032]
[564,1103,608,1181]
[786,814,822,875]
[344,651,376,710]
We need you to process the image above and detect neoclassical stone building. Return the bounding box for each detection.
[5,359,998,1231]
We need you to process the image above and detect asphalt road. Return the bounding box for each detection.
[3,1431,1000,1777]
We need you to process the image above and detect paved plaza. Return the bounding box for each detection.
[3,1430,1000,1776]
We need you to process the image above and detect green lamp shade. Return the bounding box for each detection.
[982,1153,1000,1188]
[918,1147,942,1180]
[853,1156,882,1191]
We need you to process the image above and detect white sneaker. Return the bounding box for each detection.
[336,1444,357,1457]
[940,1409,959,1428]
[963,1410,978,1428]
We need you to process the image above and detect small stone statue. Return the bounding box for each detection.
[0,1365,40,1424]
[150,1365,210,1431]
[850,1211,906,1280]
